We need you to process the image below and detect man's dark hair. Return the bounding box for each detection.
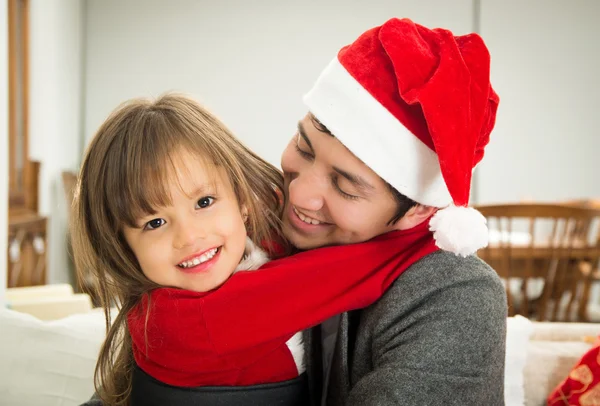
[310,115,417,225]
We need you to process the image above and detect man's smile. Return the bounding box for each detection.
[292,206,328,225]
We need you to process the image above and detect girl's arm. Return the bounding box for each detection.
[203,224,437,354]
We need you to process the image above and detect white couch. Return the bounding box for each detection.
[0,289,597,406]
[0,307,105,406]
[0,285,104,406]
[507,316,599,406]
[6,284,93,320]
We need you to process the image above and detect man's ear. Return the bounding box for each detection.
[392,204,437,231]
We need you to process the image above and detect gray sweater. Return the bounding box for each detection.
[306,250,507,406]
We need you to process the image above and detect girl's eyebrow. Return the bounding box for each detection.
[186,184,215,198]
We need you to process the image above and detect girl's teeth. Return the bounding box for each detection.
[179,248,218,268]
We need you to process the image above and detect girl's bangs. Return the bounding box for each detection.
[107,115,219,229]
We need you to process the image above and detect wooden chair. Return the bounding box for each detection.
[562,199,600,320]
[8,161,48,288]
[563,199,600,210]
[61,171,78,206]
[476,204,600,321]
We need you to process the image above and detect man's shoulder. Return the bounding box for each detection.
[365,250,506,324]
[347,253,507,406]
[398,249,502,293]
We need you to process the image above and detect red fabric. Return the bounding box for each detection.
[548,341,600,405]
[337,18,499,206]
[128,220,438,387]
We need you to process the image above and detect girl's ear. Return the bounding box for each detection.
[241,205,249,223]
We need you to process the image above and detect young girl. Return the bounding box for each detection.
[72,94,438,406]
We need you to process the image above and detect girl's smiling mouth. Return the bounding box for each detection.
[177,247,221,271]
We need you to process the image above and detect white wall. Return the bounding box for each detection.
[11,1,597,295]
[477,0,600,204]
[15,1,600,293]
[29,0,83,284]
[0,0,8,305]
[84,0,474,166]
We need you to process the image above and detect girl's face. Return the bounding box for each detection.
[122,150,248,293]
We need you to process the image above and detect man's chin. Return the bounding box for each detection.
[282,222,325,251]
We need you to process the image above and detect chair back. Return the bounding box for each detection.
[476,204,600,321]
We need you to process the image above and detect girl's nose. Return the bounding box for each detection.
[173,221,205,250]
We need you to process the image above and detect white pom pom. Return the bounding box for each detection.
[429,204,489,257]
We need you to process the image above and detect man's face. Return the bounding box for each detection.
[280,113,406,250]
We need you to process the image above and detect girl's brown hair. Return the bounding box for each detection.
[71,94,288,406]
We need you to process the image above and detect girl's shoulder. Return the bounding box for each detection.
[235,238,271,272]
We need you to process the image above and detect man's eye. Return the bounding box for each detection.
[295,144,314,160]
[294,134,314,160]
[144,218,166,230]
[196,196,215,209]
[332,176,359,201]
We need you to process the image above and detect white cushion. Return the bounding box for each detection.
[530,321,600,342]
[505,315,534,406]
[8,294,93,321]
[523,340,591,406]
[7,284,74,301]
[0,308,106,406]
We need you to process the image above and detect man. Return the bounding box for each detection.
[281,18,506,405]
[83,17,506,406]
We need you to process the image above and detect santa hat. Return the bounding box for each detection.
[303,18,499,257]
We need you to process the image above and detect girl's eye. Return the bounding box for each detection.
[144,218,166,230]
[196,196,215,209]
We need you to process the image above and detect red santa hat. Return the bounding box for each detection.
[303,17,499,257]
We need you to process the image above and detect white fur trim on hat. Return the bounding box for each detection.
[429,205,489,257]
[303,58,453,208]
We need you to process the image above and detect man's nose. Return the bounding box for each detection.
[288,169,326,212]
[173,221,205,250]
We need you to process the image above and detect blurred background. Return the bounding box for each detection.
[1,0,599,314]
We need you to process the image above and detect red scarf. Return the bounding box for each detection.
[128,220,438,386]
